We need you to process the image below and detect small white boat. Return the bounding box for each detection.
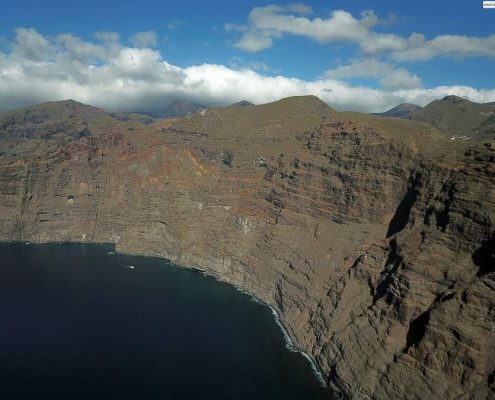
[107,251,115,255]
[124,265,135,269]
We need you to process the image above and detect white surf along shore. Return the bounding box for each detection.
[190,267,328,388]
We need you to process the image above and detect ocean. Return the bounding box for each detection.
[0,243,328,399]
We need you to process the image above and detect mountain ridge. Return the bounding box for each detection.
[405,95,495,139]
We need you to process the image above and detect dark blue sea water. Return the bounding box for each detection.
[0,243,328,400]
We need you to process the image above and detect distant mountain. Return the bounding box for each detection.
[0,99,114,152]
[405,95,495,139]
[373,103,422,118]
[229,100,255,107]
[150,100,206,118]
[110,112,155,125]
[0,99,106,125]
[130,100,207,119]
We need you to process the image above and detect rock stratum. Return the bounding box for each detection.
[0,96,494,399]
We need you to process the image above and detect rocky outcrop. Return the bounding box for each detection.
[0,96,493,399]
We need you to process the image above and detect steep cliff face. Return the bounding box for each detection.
[0,96,493,399]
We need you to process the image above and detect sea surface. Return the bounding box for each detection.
[0,243,328,400]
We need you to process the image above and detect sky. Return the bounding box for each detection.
[0,0,494,113]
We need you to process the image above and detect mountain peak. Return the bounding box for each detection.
[0,99,111,145]
[373,103,422,118]
[441,95,466,104]
[230,100,255,107]
[0,99,106,119]
[267,95,335,112]
[407,95,495,139]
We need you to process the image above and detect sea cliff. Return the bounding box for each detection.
[0,96,493,399]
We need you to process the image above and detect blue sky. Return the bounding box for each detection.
[0,0,494,112]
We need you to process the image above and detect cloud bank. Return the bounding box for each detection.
[1,27,495,113]
[226,5,495,61]
[324,59,422,91]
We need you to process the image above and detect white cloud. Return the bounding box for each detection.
[324,59,422,90]
[229,56,270,72]
[226,7,407,53]
[392,34,495,61]
[94,31,120,44]
[130,31,157,48]
[236,29,280,53]
[0,28,494,114]
[56,33,107,62]
[11,28,52,61]
[227,5,495,60]
[381,69,422,91]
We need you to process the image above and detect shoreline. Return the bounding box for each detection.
[192,269,327,388]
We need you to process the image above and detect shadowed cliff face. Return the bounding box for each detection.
[0,96,494,399]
